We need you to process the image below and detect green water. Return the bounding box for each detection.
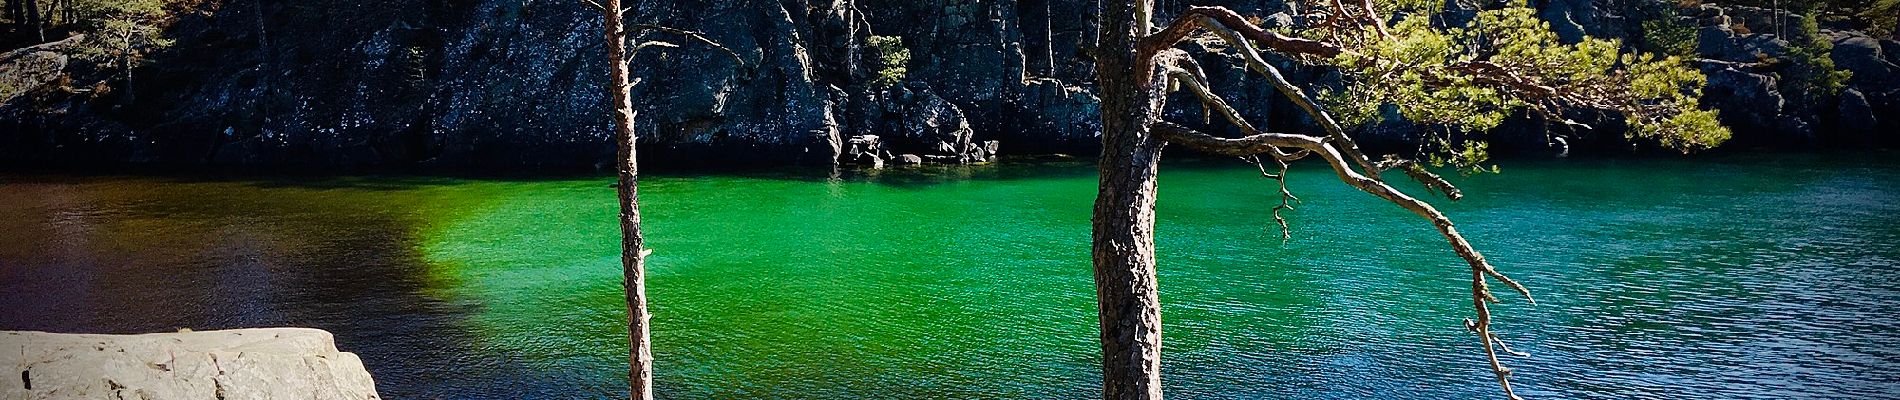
[2,155,1898,399]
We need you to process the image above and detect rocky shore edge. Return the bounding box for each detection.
[1,328,379,399]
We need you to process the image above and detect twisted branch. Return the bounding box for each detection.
[1154,118,1533,400]
[1150,10,1383,179]
[1142,6,1549,398]
[1248,154,1302,240]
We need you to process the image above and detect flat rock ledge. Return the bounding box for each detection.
[0,328,380,400]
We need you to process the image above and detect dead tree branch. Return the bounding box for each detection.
[1158,119,1533,399]
[628,23,746,66]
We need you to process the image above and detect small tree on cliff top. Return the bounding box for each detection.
[1087,1,1729,399]
[68,0,174,102]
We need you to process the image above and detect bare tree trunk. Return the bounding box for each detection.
[253,0,274,137]
[1018,0,1054,76]
[5,0,20,26]
[601,0,654,398]
[1039,0,1054,76]
[1091,1,1166,399]
[121,29,135,104]
[844,0,857,79]
[25,0,40,41]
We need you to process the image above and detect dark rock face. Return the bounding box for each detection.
[2,0,1897,168]
[1829,32,1900,145]
[1703,68,1787,141]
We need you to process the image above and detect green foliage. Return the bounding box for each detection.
[866,35,909,90]
[1640,16,1701,57]
[1858,0,1900,37]
[1315,0,1731,155]
[1782,12,1852,103]
[1427,138,1499,174]
[1725,0,1898,36]
[66,0,176,81]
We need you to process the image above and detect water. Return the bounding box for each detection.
[2,154,1897,399]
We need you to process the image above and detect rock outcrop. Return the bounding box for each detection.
[0,35,78,105]
[1,328,380,399]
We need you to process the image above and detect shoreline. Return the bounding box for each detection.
[2,328,380,399]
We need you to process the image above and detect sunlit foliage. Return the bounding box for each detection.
[1294,0,1731,160]
[1782,12,1853,103]
[866,35,909,90]
[68,0,176,89]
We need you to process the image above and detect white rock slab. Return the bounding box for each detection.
[0,328,379,400]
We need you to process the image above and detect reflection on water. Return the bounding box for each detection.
[2,155,1898,399]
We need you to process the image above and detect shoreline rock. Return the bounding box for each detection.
[1,328,380,400]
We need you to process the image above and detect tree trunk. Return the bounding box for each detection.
[25,0,40,41]
[844,0,857,79]
[121,26,138,104]
[6,0,20,26]
[1017,0,1054,77]
[601,0,654,398]
[1039,0,1054,76]
[253,0,273,137]
[1091,1,1166,399]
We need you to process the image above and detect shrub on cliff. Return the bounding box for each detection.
[1783,11,1853,102]
[63,0,177,101]
[866,35,908,90]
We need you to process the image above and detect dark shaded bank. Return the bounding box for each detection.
[1,0,1897,169]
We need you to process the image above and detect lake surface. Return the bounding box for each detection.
[2,155,1898,399]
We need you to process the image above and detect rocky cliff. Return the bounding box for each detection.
[1,0,1895,168]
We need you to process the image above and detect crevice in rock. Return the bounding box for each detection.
[20,369,28,390]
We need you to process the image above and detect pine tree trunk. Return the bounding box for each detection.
[1091,1,1166,399]
[6,0,21,26]
[24,0,40,41]
[601,0,653,398]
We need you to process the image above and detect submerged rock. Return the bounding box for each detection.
[0,328,380,400]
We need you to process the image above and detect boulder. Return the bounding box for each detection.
[1836,88,1878,135]
[1829,33,1900,140]
[1,328,379,400]
[1702,68,1788,142]
[842,134,888,168]
[0,35,80,105]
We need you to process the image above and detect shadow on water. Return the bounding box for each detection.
[0,176,589,398]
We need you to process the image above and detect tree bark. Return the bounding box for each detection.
[24,0,40,41]
[6,0,20,26]
[1091,1,1167,399]
[601,0,654,398]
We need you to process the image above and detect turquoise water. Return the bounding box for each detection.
[2,155,1897,399]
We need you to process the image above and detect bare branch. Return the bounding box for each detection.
[1159,55,1258,135]
[1142,6,1344,60]
[1246,155,1301,241]
[1160,12,1383,180]
[629,40,679,62]
[1151,121,1326,157]
[1163,111,1533,398]
[1292,138,1534,400]
[629,24,747,67]
[1377,156,1465,201]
